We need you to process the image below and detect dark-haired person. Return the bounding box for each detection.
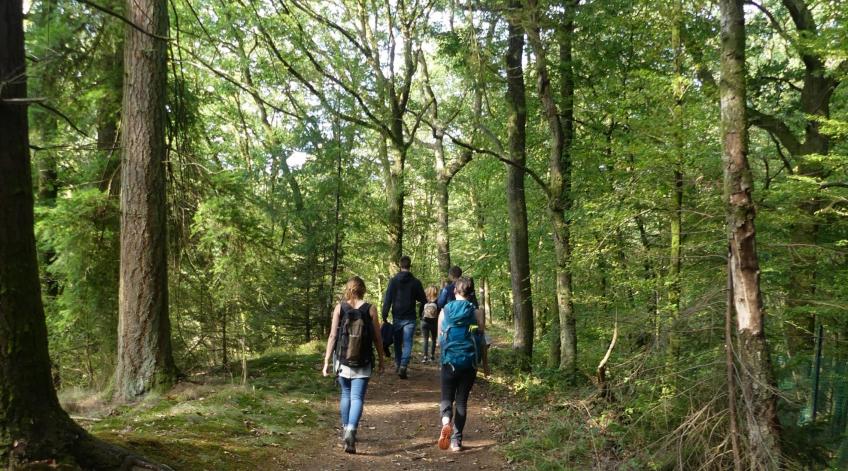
[382,255,427,379]
[323,276,385,454]
[436,265,479,311]
[437,277,485,452]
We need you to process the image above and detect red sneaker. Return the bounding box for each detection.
[438,423,452,450]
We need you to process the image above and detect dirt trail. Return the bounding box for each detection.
[286,360,510,470]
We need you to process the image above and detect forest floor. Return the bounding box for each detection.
[66,344,513,470]
[285,360,508,470]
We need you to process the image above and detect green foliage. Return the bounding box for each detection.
[23,0,848,467]
[36,188,119,388]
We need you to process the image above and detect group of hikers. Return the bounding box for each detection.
[321,255,490,455]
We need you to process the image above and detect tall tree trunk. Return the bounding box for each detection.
[435,149,452,276]
[470,185,493,328]
[325,117,345,335]
[32,0,61,299]
[36,107,59,301]
[668,0,684,357]
[526,0,577,377]
[0,3,162,466]
[116,0,179,401]
[383,140,405,273]
[719,1,782,466]
[504,2,534,369]
[221,308,228,366]
[419,53,476,278]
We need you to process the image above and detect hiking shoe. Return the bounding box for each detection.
[399,366,408,379]
[450,439,462,452]
[343,428,356,454]
[438,423,452,450]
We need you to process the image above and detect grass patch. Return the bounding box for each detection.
[78,351,336,470]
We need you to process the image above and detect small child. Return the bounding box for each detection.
[421,285,439,363]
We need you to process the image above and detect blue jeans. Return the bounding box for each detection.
[393,319,417,368]
[338,377,369,430]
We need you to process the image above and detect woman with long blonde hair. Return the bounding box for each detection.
[323,276,384,454]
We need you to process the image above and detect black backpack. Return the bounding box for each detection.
[334,302,374,368]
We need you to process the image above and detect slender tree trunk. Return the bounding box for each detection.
[470,186,493,329]
[720,1,781,466]
[726,248,743,471]
[36,111,59,300]
[326,117,344,334]
[435,159,452,276]
[668,0,684,357]
[0,3,163,466]
[97,44,123,196]
[116,0,179,401]
[221,308,228,367]
[419,53,476,277]
[483,278,492,325]
[32,0,61,299]
[504,2,534,369]
[526,0,577,377]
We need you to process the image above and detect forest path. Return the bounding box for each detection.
[284,359,510,470]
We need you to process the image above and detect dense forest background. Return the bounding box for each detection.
[4,0,847,468]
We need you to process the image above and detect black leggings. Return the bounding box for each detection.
[440,364,477,441]
[421,318,437,357]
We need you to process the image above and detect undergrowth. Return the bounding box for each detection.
[486,330,837,470]
[63,351,335,470]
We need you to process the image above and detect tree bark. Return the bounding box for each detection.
[116,0,179,401]
[526,0,577,377]
[419,52,476,277]
[668,0,684,356]
[505,1,534,369]
[0,3,167,467]
[383,139,405,273]
[725,248,743,471]
[719,1,782,467]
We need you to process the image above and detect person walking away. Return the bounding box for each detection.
[323,276,385,454]
[421,285,440,363]
[382,255,426,379]
[437,277,485,452]
[437,266,479,312]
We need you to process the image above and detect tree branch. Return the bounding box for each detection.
[747,107,801,155]
[442,128,549,195]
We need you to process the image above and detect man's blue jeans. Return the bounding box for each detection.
[338,376,369,430]
[393,319,417,368]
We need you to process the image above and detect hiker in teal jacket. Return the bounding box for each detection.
[436,276,485,452]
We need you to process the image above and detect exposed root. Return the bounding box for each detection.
[9,420,174,471]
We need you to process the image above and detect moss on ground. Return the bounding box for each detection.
[80,352,336,470]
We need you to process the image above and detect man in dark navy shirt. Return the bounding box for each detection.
[437,266,479,311]
[382,255,426,379]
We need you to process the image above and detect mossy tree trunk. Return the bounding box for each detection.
[504,1,534,369]
[0,3,166,467]
[668,0,684,358]
[719,0,782,467]
[525,0,578,378]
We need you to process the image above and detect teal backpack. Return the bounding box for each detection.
[439,300,481,371]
